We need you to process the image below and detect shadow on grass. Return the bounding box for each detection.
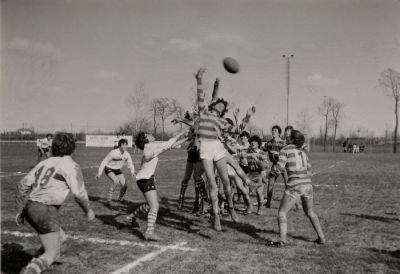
[367,248,400,259]
[341,213,400,224]
[1,243,33,274]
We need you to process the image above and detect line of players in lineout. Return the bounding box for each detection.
[15,67,325,274]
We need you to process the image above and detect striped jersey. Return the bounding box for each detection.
[16,156,90,211]
[273,144,312,188]
[263,137,286,163]
[243,148,269,173]
[197,112,236,140]
[98,149,135,175]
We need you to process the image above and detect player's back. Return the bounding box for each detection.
[280,145,312,187]
[27,156,81,205]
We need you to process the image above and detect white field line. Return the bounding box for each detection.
[1,230,199,252]
[110,242,187,274]
[0,172,27,178]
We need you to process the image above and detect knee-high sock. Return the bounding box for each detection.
[118,184,127,200]
[132,203,150,218]
[145,210,158,234]
[179,180,189,198]
[278,214,288,243]
[194,179,209,202]
[107,182,118,201]
[22,257,49,274]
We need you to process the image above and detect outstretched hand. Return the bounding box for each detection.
[193,66,207,81]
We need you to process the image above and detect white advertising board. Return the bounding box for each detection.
[86,135,133,147]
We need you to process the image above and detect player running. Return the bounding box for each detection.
[266,130,325,247]
[96,139,135,205]
[16,132,95,274]
[36,134,53,163]
[128,130,188,241]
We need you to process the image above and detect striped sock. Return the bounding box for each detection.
[133,203,150,218]
[195,179,209,202]
[118,184,127,200]
[145,210,158,234]
[21,257,49,274]
[107,182,117,202]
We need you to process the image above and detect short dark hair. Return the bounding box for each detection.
[118,138,128,147]
[290,130,305,148]
[46,133,53,138]
[51,132,76,157]
[272,125,282,135]
[208,98,228,117]
[249,135,262,147]
[284,125,294,132]
[240,131,250,139]
[135,132,149,150]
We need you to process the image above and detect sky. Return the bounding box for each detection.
[1,0,400,136]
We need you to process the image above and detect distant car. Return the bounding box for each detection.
[343,138,366,152]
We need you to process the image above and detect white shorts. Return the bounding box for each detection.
[200,139,226,162]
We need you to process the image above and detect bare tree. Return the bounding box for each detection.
[126,81,150,136]
[318,96,334,152]
[295,108,313,135]
[379,68,400,153]
[154,98,177,140]
[330,99,345,152]
[149,99,158,138]
[170,99,184,130]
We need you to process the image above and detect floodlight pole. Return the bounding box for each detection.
[282,54,294,127]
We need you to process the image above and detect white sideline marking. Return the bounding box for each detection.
[0,172,27,178]
[1,230,199,252]
[110,242,187,274]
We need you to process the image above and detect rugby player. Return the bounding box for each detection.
[266,130,325,247]
[16,133,95,274]
[96,139,135,205]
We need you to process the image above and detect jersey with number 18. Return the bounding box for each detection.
[16,156,89,212]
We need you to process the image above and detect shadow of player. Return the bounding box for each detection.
[1,242,34,274]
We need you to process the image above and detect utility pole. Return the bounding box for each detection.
[282,54,294,127]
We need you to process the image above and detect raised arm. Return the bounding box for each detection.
[143,130,188,161]
[194,67,207,113]
[239,106,256,133]
[15,169,36,213]
[211,78,220,103]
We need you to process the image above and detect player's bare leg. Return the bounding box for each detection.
[215,158,239,223]
[256,184,265,215]
[105,172,120,205]
[301,196,326,244]
[116,174,127,203]
[226,154,253,188]
[231,174,252,214]
[178,161,194,210]
[277,193,298,244]
[21,231,61,274]
[202,159,221,231]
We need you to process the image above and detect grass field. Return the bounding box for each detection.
[1,143,400,274]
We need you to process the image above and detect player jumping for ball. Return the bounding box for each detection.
[266,130,325,247]
[96,138,136,205]
[128,130,188,241]
[16,133,95,274]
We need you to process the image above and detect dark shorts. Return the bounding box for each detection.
[137,176,156,193]
[38,147,49,156]
[24,201,61,234]
[104,166,123,176]
[187,148,201,163]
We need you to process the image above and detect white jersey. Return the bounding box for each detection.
[38,138,52,149]
[136,138,176,180]
[16,156,90,211]
[98,149,135,175]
